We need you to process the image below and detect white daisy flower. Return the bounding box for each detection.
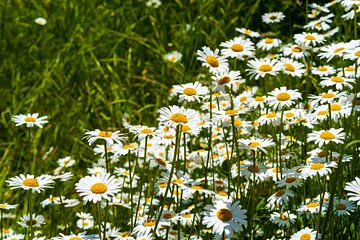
[307,128,345,147]
[197,46,228,74]
[256,38,282,51]
[280,58,306,77]
[320,75,355,90]
[75,173,121,203]
[18,214,45,228]
[238,137,274,154]
[34,17,47,26]
[290,227,319,240]
[202,200,247,238]
[246,58,282,80]
[267,86,302,110]
[270,212,297,228]
[235,28,260,38]
[333,198,356,216]
[300,161,337,178]
[294,32,324,47]
[262,12,285,24]
[173,81,209,102]
[345,177,360,205]
[12,113,48,128]
[83,129,126,147]
[6,174,54,193]
[158,105,199,128]
[312,65,336,76]
[267,190,294,207]
[220,37,255,59]
[283,44,309,60]
[164,51,182,63]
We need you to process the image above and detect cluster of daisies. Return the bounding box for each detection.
[2,1,360,240]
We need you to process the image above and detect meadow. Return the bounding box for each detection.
[0,0,360,239]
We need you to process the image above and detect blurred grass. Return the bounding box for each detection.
[0,0,305,199]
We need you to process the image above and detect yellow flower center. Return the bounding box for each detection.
[284,63,295,72]
[279,213,288,220]
[317,110,329,116]
[300,233,311,240]
[216,208,233,221]
[248,165,260,173]
[335,203,347,210]
[206,56,219,67]
[248,141,261,148]
[330,103,342,111]
[275,190,285,196]
[240,96,247,102]
[310,163,325,170]
[305,34,316,40]
[331,76,344,83]
[259,64,273,72]
[159,182,167,188]
[143,220,156,227]
[163,213,174,219]
[355,50,360,57]
[98,131,112,137]
[0,204,7,209]
[244,29,252,35]
[318,66,328,71]
[285,176,296,183]
[219,76,231,85]
[266,112,277,118]
[191,185,204,190]
[141,128,153,134]
[170,113,188,123]
[218,191,228,196]
[345,66,355,72]
[24,117,36,123]
[181,125,191,132]
[172,178,184,184]
[90,183,108,194]
[285,112,295,118]
[69,237,83,240]
[183,213,192,218]
[231,44,244,52]
[320,131,335,140]
[322,93,335,99]
[291,46,302,52]
[155,158,166,166]
[225,109,238,115]
[22,178,39,187]
[307,202,319,208]
[255,96,265,102]
[265,38,273,44]
[183,87,197,96]
[123,143,136,149]
[334,47,345,53]
[276,92,291,101]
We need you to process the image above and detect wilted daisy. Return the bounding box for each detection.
[345,177,360,205]
[267,86,302,109]
[290,227,319,240]
[308,128,345,147]
[164,51,182,63]
[294,32,324,46]
[12,113,48,128]
[270,212,297,228]
[320,75,354,90]
[197,46,228,74]
[220,37,255,59]
[158,105,199,127]
[173,81,208,102]
[247,58,281,80]
[202,200,247,237]
[75,173,120,203]
[83,129,125,147]
[7,174,54,193]
[262,12,285,23]
[256,38,282,51]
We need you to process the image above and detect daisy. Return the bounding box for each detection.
[262,12,285,24]
[52,233,88,240]
[238,137,274,154]
[320,75,355,90]
[280,58,306,77]
[310,90,344,106]
[6,174,54,193]
[83,129,125,147]
[344,47,360,64]
[345,177,360,205]
[158,105,199,128]
[5,234,25,240]
[276,174,303,189]
[290,227,319,240]
[220,37,255,59]
[267,190,294,207]
[300,161,337,178]
[75,173,121,203]
[270,212,297,228]
[257,111,281,126]
[305,14,334,31]
[318,42,351,61]
[235,27,260,38]
[211,70,243,90]
[164,51,182,63]
[0,203,17,210]
[246,58,282,80]
[256,38,282,51]
[173,81,209,102]
[18,214,45,228]
[202,200,247,238]
[267,86,302,110]
[57,156,75,168]
[333,198,356,216]
[343,65,359,78]
[308,128,345,147]
[294,32,324,47]
[283,44,309,60]
[197,46,228,74]
[133,219,157,237]
[312,65,336,76]
[12,113,48,128]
